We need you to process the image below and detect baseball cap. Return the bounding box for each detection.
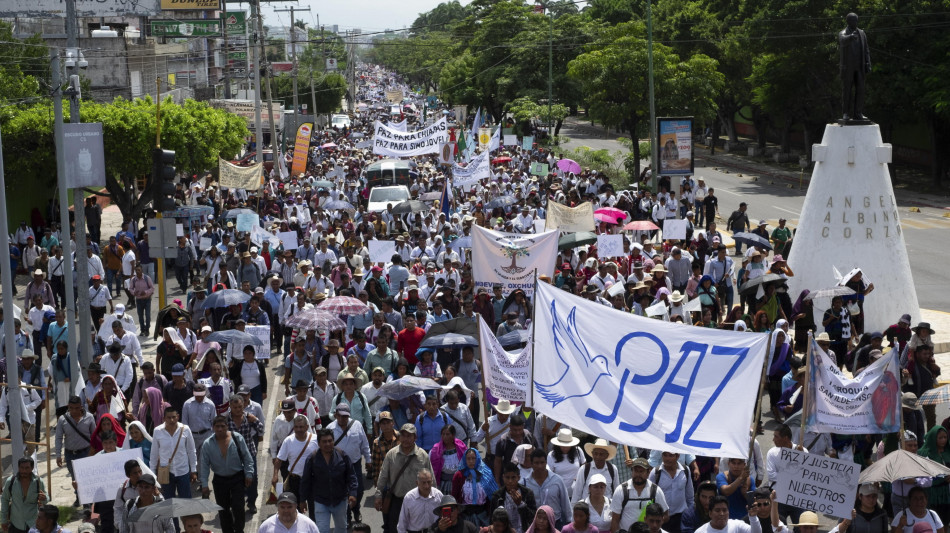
[378,411,393,421]
[630,458,651,470]
[335,403,351,415]
[171,363,185,376]
[277,492,298,505]
[281,399,295,411]
[193,383,207,395]
[400,423,417,434]
[138,474,157,486]
[237,384,251,395]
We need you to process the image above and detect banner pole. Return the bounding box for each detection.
[748,332,773,463]
[476,316,491,455]
[530,269,539,408]
[800,333,814,443]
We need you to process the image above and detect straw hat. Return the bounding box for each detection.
[789,512,819,527]
[550,428,580,448]
[494,399,517,415]
[583,438,617,461]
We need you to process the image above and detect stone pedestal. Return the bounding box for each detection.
[786,124,919,332]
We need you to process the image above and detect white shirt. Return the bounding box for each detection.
[121,250,137,276]
[108,332,145,366]
[765,445,807,483]
[277,433,320,476]
[696,517,762,533]
[270,416,295,457]
[572,462,619,504]
[100,354,134,390]
[397,487,445,533]
[89,284,112,307]
[609,479,669,531]
[86,254,105,280]
[257,512,321,533]
[149,423,197,476]
[0,387,42,424]
[327,419,371,465]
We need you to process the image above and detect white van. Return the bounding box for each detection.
[367,185,411,213]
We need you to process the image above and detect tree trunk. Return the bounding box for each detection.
[554,118,564,137]
[780,117,792,153]
[630,114,641,178]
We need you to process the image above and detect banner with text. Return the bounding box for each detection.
[533,281,769,458]
[471,225,558,296]
[453,150,491,188]
[373,118,450,157]
[478,315,532,404]
[218,158,262,191]
[290,122,313,177]
[545,202,595,233]
[805,339,901,434]
[76,448,153,504]
[773,448,860,519]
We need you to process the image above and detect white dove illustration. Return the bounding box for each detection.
[535,300,613,407]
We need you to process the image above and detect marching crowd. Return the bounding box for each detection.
[0,64,944,533]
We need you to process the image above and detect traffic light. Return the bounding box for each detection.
[152,148,177,212]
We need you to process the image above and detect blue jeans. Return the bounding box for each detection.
[105,268,119,296]
[160,472,192,500]
[694,200,705,227]
[245,455,258,507]
[312,500,348,533]
[136,298,151,332]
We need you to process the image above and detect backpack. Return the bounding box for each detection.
[583,461,617,491]
[417,409,448,432]
[620,479,658,522]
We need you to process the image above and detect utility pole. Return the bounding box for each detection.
[647,0,658,193]
[547,8,553,142]
[222,10,231,98]
[250,0,264,161]
[274,6,310,144]
[254,0,280,165]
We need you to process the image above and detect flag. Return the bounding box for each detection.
[456,129,467,161]
[477,315,532,404]
[470,225,558,295]
[471,107,481,141]
[804,337,901,434]
[439,177,452,218]
[532,281,770,458]
[488,126,501,153]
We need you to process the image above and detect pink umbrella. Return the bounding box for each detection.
[594,212,623,225]
[556,158,582,174]
[623,220,659,231]
[594,207,628,220]
[318,296,369,316]
[321,142,338,150]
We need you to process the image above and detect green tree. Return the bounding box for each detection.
[0,21,48,108]
[272,72,347,114]
[568,21,723,176]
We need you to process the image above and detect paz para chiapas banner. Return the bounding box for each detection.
[532,281,769,459]
[373,117,450,157]
[470,225,558,295]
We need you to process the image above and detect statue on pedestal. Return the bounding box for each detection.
[839,12,871,121]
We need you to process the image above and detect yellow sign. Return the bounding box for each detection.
[161,0,221,10]
[478,127,490,150]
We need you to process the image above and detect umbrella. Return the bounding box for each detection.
[738,273,787,296]
[286,308,347,331]
[377,375,444,400]
[391,200,428,214]
[558,231,597,250]
[595,207,628,220]
[486,196,517,209]
[917,385,950,407]
[859,450,950,483]
[623,220,659,231]
[319,296,369,316]
[424,317,478,339]
[498,328,530,348]
[594,212,624,225]
[219,208,256,220]
[202,289,251,309]
[556,158,582,174]
[311,180,334,189]
[420,333,479,349]
[205,330,265,347]
[491,156,512,165]
[130,498,221,523]
[323,200,356,212]
[731,232,773,251]
[349,132,365,139]
[321,142,338,149]
[804,286,857,301]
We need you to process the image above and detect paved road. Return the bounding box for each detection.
[560,123,950,313]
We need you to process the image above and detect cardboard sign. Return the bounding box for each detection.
[597,234,624,258]
[368,239,397,263]
[663,219,688,240]
[75,449,153,504]
[233,325,271,361]
[504,134,518,146]
[530,162,548,176]
[278,231,299,250]
[236,213,259,232]
[774,448,860,519]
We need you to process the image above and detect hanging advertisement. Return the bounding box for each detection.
[657,117,694,176]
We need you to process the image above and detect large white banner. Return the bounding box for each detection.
[545,202,595,233]
[453,150,490,188]
[219,158,262,191]
[373,118,450,157]
[471,226,558,295]
[532,282,769,459]
[773,448,860,519]
[805,340,901,434]
[75,448,153,504]
[478,316,532,404]
[389,119,407,132]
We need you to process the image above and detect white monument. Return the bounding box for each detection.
[786,124,919,332]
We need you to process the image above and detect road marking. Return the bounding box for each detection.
[772,205,800,216]
[717,188,740,196]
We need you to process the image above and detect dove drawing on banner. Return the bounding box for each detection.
[534,300,613,407]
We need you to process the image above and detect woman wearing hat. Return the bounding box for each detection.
[548,430,584,500]
[906,323,936,367]
[835,484,888,533]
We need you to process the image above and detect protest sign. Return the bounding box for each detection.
[290,122,312,177]
[773,448,860,519]
[663,219,688,240]
[236,212,259,232]
[175,224,183,237]
[236,325,271,360]
[478,316,532,404]
[453,150,490,188]
[597,234,624,258]
[199,237,212,250]
[504,134,518,146]
[530,162,549,176]
[805,340,901,434]
[368,240,398,263]
[278,231,298,250]
[373,118,450,157]
[471,226,558,296]
[250,225,280,249]
[532,282,769,459]
[218,157,262,190]
[75,448,152,504]
[545,202,595,233]
[522,136,534,150]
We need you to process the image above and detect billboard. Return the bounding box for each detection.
[657,117,694,176]
[0,0,160,17]
[151,12,245,38]
[160,0,221,9]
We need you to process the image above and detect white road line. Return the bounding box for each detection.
[717,188,740,196]
[772,205,800,216]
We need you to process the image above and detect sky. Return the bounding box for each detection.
[257,0,472,35]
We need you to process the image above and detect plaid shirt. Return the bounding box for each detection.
[228,414,265,457]
[369,431,399,484]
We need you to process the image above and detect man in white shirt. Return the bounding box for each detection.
[652,452,695,533]
[149,407,198,500]
[572,439,621,504]
[273,414,320,502]
[182,383,217,452]
[100,342,134,395]
[258,492,320,533]
[270,399,298,460]
[610,458,669,533]
[107,320,145,366]
[397,470,443,533]
[696,496,762,533]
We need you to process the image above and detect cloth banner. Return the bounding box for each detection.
[773,448,860,519]
[532,281,769,458]
[373,118,450,158]
[75,448,153,504]
[389,119,407,132]
[385,89,403,103]
[290,122,313,177]
[249,225,280,249]
[805,339,901,434]
[453,150,490,188]
[478,127,491,151]
[471,225,558,295]
[597,234,623,258]
[478,315,532,404]
[219,158,262,191]
[368,239,397,263]
[545,202,595,233]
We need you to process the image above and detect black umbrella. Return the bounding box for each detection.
[202,289,252,309]
[731,232,773,251]
[558,232,597,251]
[219,208,256,220]
[423,317,478,339]
[391,200,428,214]
[739,273,786,296]
[420,333,479,349]
[498,328,530,348]
[487,196,517,209]
[205,330,265,346]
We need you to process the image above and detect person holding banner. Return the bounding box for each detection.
[835,484,889,533]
